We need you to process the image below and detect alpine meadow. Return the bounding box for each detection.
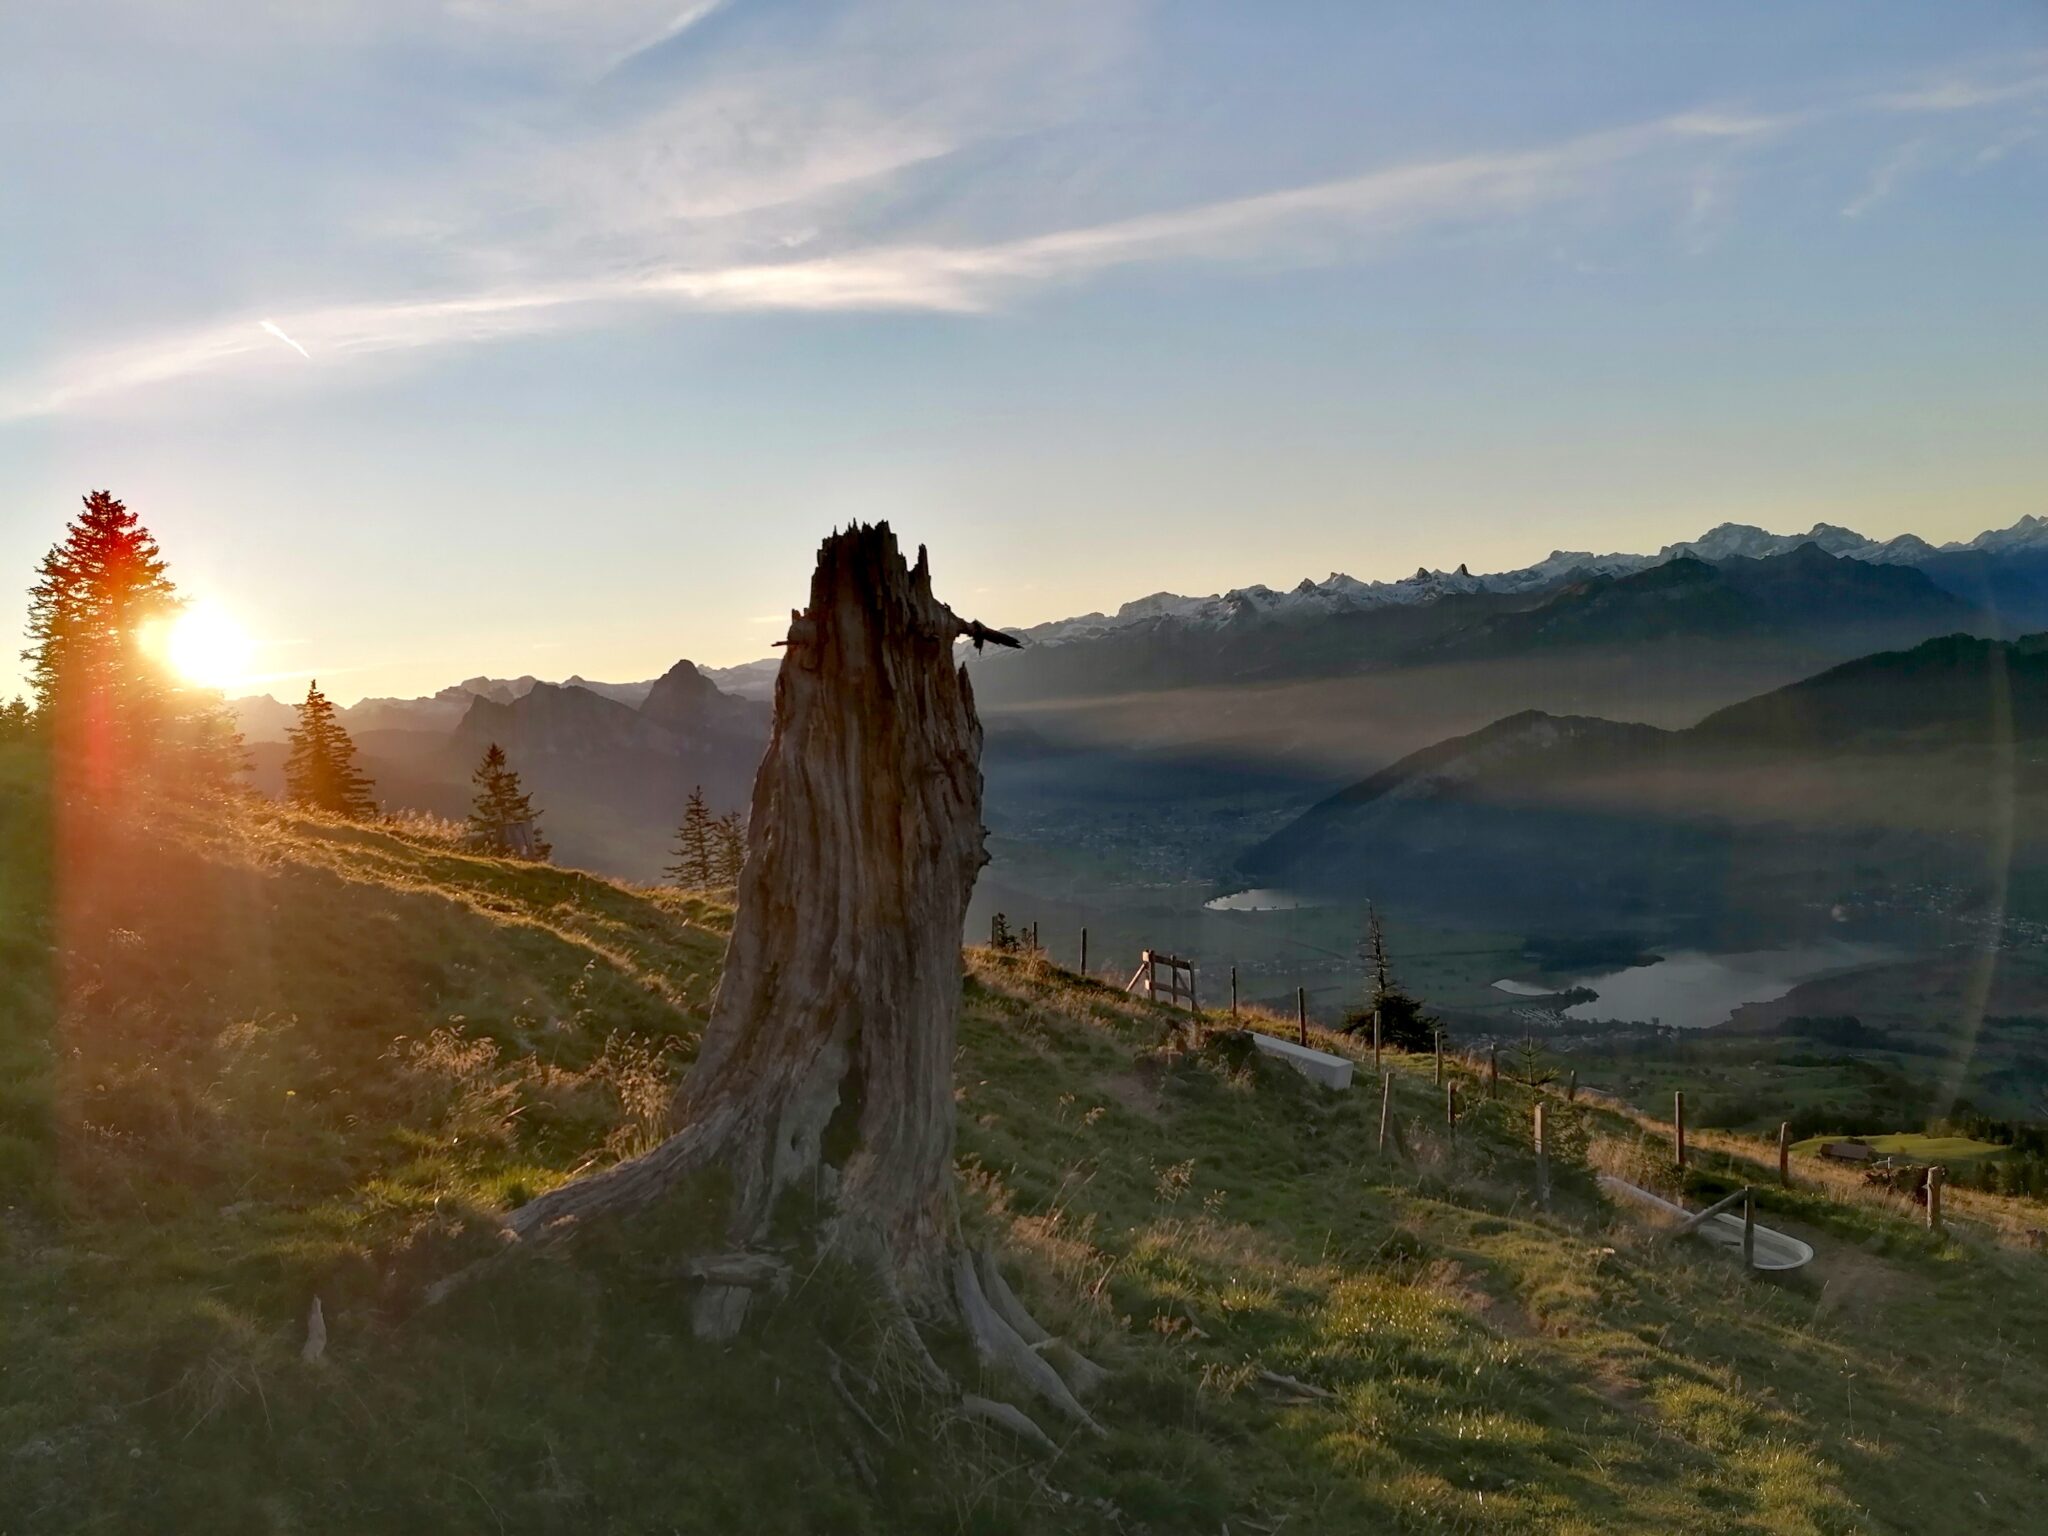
[6,5,2048,1533]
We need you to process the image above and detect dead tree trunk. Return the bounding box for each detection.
[473,524,1097,1434]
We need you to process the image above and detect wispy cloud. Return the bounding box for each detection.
[1977,124,2042,165]
[1873,62,2048,114]
[4,48,2041,420]
[260,319,311,359]
[0,110,1782,418]
[1841,140,1925,218]
[594,0,729,78]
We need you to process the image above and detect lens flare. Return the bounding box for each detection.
[159,603,255,689]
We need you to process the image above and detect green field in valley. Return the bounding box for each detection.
[1793,1133,2009,1164]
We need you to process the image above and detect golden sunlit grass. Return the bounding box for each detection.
[6,755,2048,1532]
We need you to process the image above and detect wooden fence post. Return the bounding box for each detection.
[1488,1045,1499,1099]
[1534,1102,1551,1209]
[990,914,1000,947]
[1230,966,1238,1018]
[1296,987,1308,1047]
[1079,927,1087,978]
[1566,1068,1577,1102]
[1742,1191,1756,1269]
[1189,966,1199,1015]
[1372,1007,1382,1072]
[1434,1029,1444,1086]
[1927,1165,1944,1233]
[1378,1072,1393,1154]
[1778,1121,1791,1187]
[1674,1090,1687,1169]
[1446,1081,1458,1131]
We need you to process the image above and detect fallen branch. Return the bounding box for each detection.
[1256,1369,1336,1402]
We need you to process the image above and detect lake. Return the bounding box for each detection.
[1560,942,1895,1030]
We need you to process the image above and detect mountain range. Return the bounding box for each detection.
[243,659,769,880]
[1238,631,2048,944]
[231,512,2048,741]
[223,512,2048,908]
[999,513,2048,650]
[968,526,2040,710]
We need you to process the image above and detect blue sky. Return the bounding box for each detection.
[3,1,2045,702]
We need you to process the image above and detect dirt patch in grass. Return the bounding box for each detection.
[1423,1257,1537,1339]
[1798,1230,1911,1325]
[1101,1068,1164,1121]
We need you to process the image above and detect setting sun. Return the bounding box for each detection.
[160,603,254,689]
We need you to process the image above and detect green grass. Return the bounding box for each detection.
[1791,1132,2008,1163]
[7,759,2048,1532]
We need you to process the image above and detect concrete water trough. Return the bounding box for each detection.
[1249,1033,1355,1090]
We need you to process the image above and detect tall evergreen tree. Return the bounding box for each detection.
[0,697,31,739]
[21,490,243,787]
[284,680,376,818]
[711,808,747,887]
[667,785,717,888]
[466,742,551,860]
[24,491,173,718]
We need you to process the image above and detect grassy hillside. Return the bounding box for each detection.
[7,752,2048,1532]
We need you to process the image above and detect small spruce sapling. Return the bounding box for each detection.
[667,785,717,888]
[466,742,551,860]
[284,680,377,818]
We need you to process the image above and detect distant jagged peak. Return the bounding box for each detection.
[989,509,2048,650]
[653,657,712,687]
[1659,521,1879,563]
[640,656,771,735]
[1955,512,2048,553]
[1863,532,1939,565]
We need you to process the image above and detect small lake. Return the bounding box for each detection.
[1204,888,1321,912]
[1561,942,1895,1030]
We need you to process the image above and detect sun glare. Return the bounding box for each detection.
[160,603,255,690]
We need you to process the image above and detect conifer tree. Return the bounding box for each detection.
[1341,902,1438,1050]
[284,680,376,818]
[24,491,174,719]
[0,697,30,739]
[466,742,551,860]
[21,490,242,786]
[711,809,747,887]
[667,785,716,888]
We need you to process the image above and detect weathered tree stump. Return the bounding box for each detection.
[451,524,1097,1439]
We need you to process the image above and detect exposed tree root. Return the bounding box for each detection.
[953,1253,1106,1437]
[975,1245,1108,1399]
[958,1394,1060,1457]
[420,526,1109,1453]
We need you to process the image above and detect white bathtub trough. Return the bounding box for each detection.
[1598,1175,1815,1271]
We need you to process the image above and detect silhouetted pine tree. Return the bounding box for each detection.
[0,697,31,739]
[284,680,376,818]
[711,809,746,887]
[1341,903,1438,1050]
[667,786,716,888]
[22,490,243,787]
[466,742,551,860]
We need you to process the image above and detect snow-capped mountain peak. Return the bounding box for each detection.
[998,512,2047,647]
[1960,513,2048,553]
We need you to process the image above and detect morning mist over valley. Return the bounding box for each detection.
[6,4,2048,1532]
